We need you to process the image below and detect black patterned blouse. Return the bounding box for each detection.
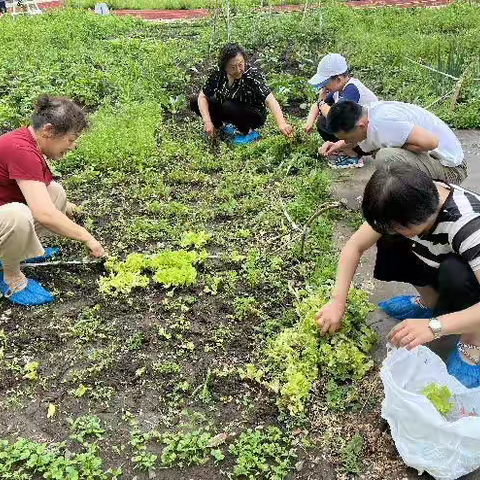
[202,66,272,115]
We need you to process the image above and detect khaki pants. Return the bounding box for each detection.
[374,148,468,184]
[0,182,67,267]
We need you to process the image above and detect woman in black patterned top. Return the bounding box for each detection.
[191,43,293,143]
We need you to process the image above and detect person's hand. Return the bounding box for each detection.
[316,299,346,335]
[280,122,294,138]
[319,141,334,156]
[319,140,345,157]
[321,87,331,102]
[388,319,434,350]
[305,122,315,134]
[66,201,79,220]
[86,237,106,258]
[204,121,217,138]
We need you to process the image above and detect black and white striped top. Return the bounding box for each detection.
[202,66,271,115]
[412,183,480,271]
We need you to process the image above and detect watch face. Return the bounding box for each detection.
[430,319,441,336]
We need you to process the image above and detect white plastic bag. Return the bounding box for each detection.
[380,346,480,480]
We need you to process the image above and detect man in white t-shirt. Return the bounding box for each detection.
[320,100,467,184]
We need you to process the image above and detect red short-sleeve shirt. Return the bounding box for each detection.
[0,127,54,207]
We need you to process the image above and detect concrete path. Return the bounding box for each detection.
[332,130,480,480]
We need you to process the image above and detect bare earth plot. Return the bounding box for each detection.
[0,3,479,479]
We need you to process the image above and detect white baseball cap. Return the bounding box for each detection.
[308,53,349,88]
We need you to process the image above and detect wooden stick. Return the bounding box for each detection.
[299,201,343,257]
[280,198,301,232]
[451,59,476,112]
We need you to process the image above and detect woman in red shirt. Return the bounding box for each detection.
[0,96,105,306]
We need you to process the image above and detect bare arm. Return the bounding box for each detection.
[441,280,480,334]
[389,268,480,349]
[17,180,105,256]
[403,125,439,153]
[305,103,319,133]
[197,91,216,138]
[198,90,212,124]
[265,93,294,137]
[316,222,381,334]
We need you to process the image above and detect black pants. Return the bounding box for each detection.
[0,1,7,13]
[317,115,365,158]
[190,96,266,135]
[374,235,480,315]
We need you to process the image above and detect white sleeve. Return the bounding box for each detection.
[373,119,415,148]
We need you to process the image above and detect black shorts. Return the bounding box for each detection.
[374,235,439,288]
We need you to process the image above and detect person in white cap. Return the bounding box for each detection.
[305,53,378,169]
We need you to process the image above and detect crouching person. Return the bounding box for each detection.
[0,95,105,306]
[316,162,480,388]
[190,43,294,145]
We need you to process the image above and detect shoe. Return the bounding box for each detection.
[328,155,364,169]
[222,124,238,137]
[448,344,480,388]
[232,131,261,146]
[378,295,434,320]
[0,272,55,306]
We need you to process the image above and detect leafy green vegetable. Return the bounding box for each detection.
[99,249,206,295]
[422,383,454,414]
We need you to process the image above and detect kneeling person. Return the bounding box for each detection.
[305,53,378,169]
[321,100,467,184]
[317,163,480,388]
[0,95,105,306]
[191,43,294,144]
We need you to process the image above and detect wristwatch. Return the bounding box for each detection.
[428,317,443,339]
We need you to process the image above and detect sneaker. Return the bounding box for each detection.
[232,130,261,146]
[378,295,434,320]
[222,124,238,137]
[448,344,480,388]
[328,155,364,169]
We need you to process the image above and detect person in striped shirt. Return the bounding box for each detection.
[316,162,480,388]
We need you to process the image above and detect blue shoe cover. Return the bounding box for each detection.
[378,295,434,320]
[23,247,61,264]
[1,248,61,270]
[233,131,261,145]
[448,346,480,389]
[222,124,238,136]
[0,276,55,306]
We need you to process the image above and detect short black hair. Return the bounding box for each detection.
[32,95,88,136]
[218,43,248,71]
[329,69,352,82]
[362,163,440,235]
[326,100,363,135]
